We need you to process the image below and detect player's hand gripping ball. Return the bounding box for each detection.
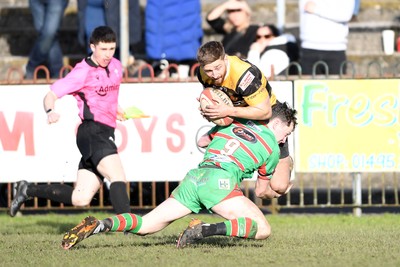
[199,88,234,126]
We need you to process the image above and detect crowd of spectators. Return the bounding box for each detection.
[23,0,361,79]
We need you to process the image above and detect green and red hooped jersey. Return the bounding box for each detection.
[199,118,280,182]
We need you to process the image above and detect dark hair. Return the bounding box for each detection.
[89,26,117,45]
[271,102,297,130]
[258,24,281,37]
[267,24,280,37]
[197,41,225,66]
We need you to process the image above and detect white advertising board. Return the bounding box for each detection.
[0,81,294,182]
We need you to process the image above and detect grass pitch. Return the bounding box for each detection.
[1,212,399,267]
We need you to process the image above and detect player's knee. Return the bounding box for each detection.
[255,220,271,240]
[71,196,92,207]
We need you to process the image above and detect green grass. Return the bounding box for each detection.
[1,212,399,267]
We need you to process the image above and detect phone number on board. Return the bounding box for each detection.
[308,153,398,170]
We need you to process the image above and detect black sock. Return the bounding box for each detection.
[202,222,227,237]
[101,218,113,232]
[109,182,131,214]
[26,184,73,204]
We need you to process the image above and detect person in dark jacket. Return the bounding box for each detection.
[77,0,142,59]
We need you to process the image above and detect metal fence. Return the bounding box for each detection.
[1,61,400,215]
[1,172,399,215]
[3,58,400,85]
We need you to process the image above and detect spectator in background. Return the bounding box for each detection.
[206,0,257,58]
[299,0,355,75]
[77,0,142,60]
[247,24,299,78]
[145,0,203,78]
[25,0,69,79]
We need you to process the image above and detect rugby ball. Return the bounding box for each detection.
[199,88,234,126]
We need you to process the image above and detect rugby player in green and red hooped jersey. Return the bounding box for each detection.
[61,101,297,250]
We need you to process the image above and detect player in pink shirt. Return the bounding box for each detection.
[9,26,131,216]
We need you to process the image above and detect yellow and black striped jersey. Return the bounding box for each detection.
[197,55,277,107]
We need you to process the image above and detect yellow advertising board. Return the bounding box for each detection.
[294,79,400,172]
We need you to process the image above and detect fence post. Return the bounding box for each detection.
[352,172,362,217]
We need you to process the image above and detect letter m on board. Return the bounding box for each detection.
[0,112,35,155]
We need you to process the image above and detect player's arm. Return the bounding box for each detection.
[270,156,294,194]
[202,95,271,120]
[254,162,282,199]
[230,96,271,120]
[197,133,212,148]
[43,90,60,124]
[116,105,126,121]
[197,127,218,148]
[205,66,273,120]
[202,85,272,121]
[255,178,282,199]
[237,67,273,120]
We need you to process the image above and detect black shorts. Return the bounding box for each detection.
[300,48,346,75]
[76,120,118,176]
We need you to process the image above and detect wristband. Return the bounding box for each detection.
[257,175,269,181]
[46,108,52,114]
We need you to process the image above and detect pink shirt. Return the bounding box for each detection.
[51,57,123,128]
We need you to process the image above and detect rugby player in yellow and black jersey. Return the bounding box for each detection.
[196,40,293,199]
[197,40,276,121]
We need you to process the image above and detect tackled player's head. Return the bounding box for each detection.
[268,102,297,144]
[271,102,297,130]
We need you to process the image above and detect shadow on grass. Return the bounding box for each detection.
[36,220,81,234]
[70,234,265,250]
[34,220,266,249]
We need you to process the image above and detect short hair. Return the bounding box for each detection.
[89,26,117,45]
[271,102,298,130]
[197,41,225,66]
